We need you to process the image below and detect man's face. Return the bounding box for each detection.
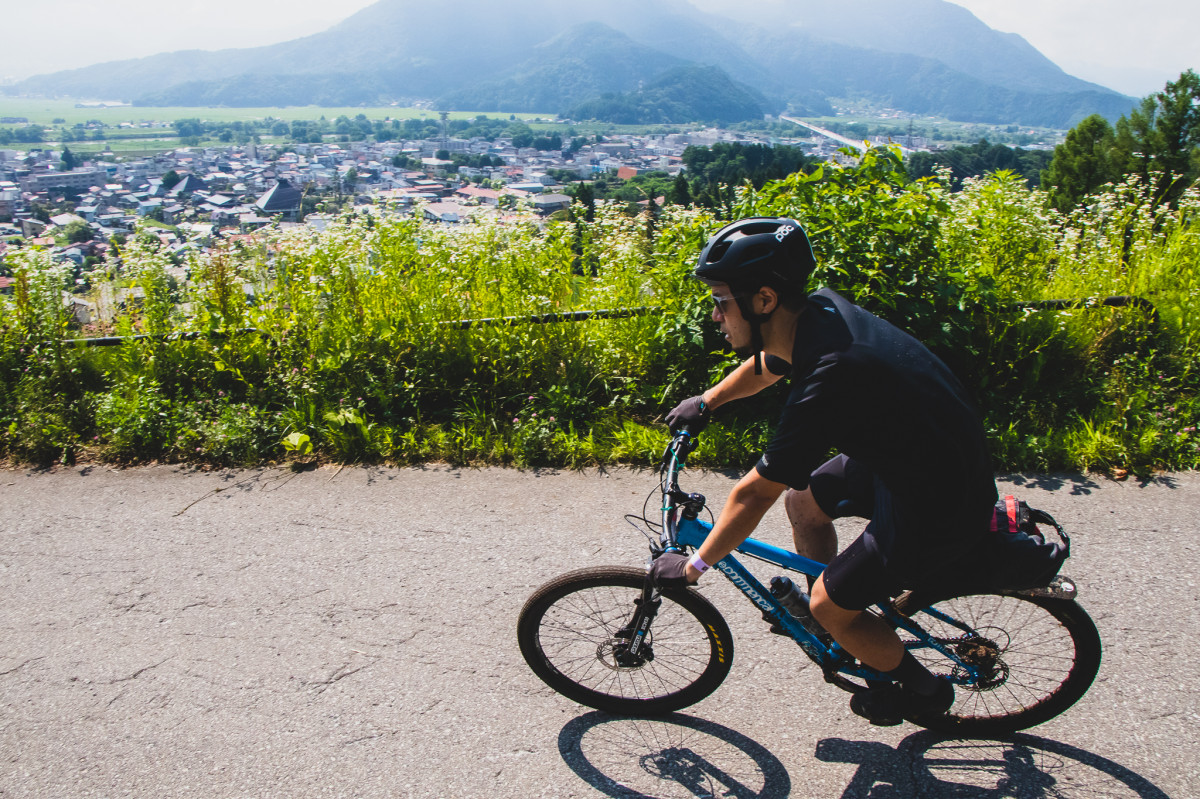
[709,284,753,357]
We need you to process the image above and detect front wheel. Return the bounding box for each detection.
[517,566,734,715]
[897,591,1102,735]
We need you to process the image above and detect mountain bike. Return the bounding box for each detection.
[517,431,1102,735]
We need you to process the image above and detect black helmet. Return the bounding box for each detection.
[695,217,816,296]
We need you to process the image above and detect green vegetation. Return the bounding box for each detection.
[0,97,1073,158]
[1042,70,1200,211]
[802,112,1067,149]
[681,142,815,207]
[568,66,770,125]
[906,139,1053,189]
[0,100,551,154]
[568,143,817,213]
[2,146,1197,475]
[0,98,546,128]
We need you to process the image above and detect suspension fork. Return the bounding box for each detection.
[614,577,663,666]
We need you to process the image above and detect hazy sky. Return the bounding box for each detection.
[941,0,1195,96]
[0,0,1194,98]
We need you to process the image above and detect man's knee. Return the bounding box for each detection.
[810,574,856,630]
[785,487,832,527]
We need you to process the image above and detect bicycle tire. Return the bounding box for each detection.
[897,591,1102,735]
[517,565,735,715]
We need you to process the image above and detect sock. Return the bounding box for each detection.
[885,650,941,696]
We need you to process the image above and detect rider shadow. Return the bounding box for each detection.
[817,731,1172,799]
[557,713,1171,799]
[558,711,791,799]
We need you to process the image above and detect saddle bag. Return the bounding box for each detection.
[985,495,1070,591]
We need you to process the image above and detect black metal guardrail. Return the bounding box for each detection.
[62,328,263,348]
[61,307,663,347]
[59,297,1158,347]
[442,306,659,329]
[1013,295,1160,326]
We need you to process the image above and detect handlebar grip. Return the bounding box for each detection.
[673,430,699,456]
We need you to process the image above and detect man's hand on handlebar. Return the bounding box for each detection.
[650,552,699,589]
[666,395,711,434]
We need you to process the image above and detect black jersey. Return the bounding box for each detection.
[755,289,997,575]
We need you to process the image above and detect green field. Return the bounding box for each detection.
[0,98,550,127]
[0,96,707,156]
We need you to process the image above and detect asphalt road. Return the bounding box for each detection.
[1,463,1197,798]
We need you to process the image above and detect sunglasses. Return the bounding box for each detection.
[711,293,746,315]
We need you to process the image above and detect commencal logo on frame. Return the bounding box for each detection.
[715,560,774,614]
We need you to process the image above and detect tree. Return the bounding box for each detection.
[59,146,78,171]
[162,170,182,190]
[1041,115,1122,212]
[1114,69,1200,206]
[668,173,692,207]
[571,182,595,222]
[174,118,205,139]
[55,219,93,246]
[907,139,1051,192]
[507,122,534,149]
[681,142,812,201]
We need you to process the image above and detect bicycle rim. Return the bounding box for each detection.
[517,566,734,715]
[901,592,1101,734]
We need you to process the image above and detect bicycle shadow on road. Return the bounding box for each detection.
[558,711,791,799]
[556,712,1171,799]
[817,731,1171,798]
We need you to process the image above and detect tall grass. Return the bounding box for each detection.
[1,150,1197,474]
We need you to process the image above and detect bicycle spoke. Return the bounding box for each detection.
[532,582,714,700]
[905,593,1090,725]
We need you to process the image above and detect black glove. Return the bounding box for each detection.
[665,395,710,434]
[650,553,697,589]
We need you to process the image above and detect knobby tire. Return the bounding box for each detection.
[898,591,1102,735]
[517,566,734,715]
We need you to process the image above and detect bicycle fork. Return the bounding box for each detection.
[613,580,663,667]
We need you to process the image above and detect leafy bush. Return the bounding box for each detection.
[1,151,1197,476]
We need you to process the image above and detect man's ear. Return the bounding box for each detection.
[756,286,780,315]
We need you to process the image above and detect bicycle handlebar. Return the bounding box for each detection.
[657,431,707,553]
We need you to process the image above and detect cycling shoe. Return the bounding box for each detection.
[849,677,954,727]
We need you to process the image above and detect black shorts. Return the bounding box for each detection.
[808,454,906,610]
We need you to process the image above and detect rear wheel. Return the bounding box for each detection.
[898,592,1102,734]
[517,566,734,715]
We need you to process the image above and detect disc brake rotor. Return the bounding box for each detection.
[599,632,654,670]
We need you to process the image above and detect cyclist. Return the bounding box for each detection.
[652,216,999,726]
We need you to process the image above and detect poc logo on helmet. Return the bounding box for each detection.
[775,224,796,242]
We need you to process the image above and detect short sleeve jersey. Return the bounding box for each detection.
[755,289,997,559]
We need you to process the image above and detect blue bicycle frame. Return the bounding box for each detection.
[658,433,984,689]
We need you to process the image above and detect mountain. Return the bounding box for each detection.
[765,0,1098,95]
[568,65,774,124]
[434,23,691,114]
[7,0,1137,128]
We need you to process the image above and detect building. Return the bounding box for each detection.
[254,178,303,220]
[531,193,572,216]
[20,168,108,193]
